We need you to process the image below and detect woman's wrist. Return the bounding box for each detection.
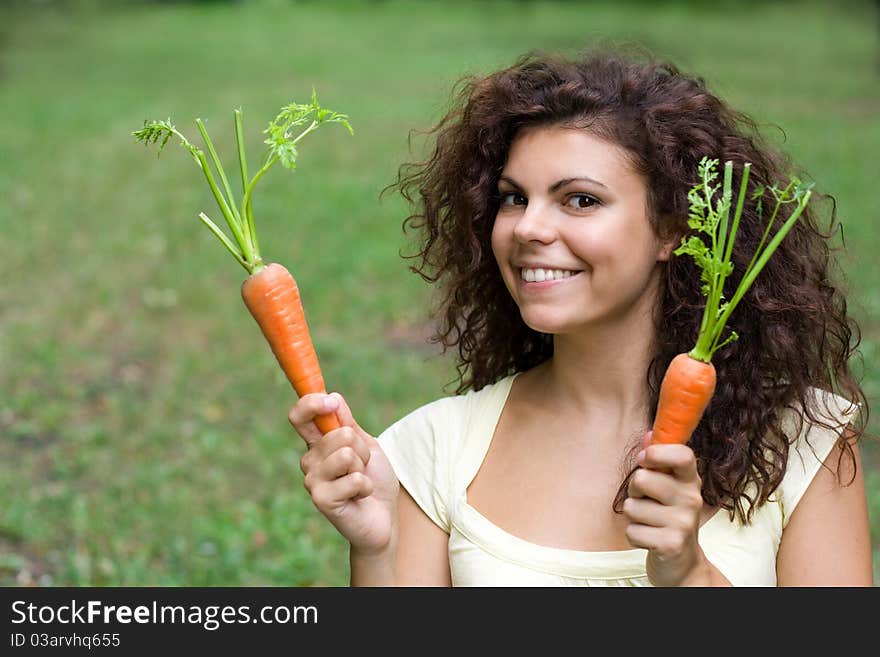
[350,541,397,586]
[677,551,732,587]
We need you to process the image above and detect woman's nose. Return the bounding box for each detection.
[512,202,556,244]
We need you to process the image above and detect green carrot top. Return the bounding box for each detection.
[132,90,353,275]
[677,157,813,363]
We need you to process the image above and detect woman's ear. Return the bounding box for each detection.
[657,236,678,262]
[654,217,680,262]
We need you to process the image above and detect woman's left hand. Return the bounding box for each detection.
[622,431,714,586]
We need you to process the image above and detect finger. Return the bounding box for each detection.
[639,444,700,482]
[312,472,373,509]
[629,466,704,514]
[348,472,374,501]
[627,467,678,505]
[289,393,340,447]
[326,392,375,461]
[622,496,675,528]
[625,522,670,552]
[314,425,372,466]
[329,392,365,433]
[315,445,367,482]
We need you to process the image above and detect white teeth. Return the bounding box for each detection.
[520,268,579,282]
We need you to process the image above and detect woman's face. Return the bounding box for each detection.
[491,124,672,336]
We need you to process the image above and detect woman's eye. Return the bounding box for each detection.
[566,194,599,209]
[499,192,527,206]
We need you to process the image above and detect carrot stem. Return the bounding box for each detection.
[198,212,250,273]
[194,150,253,264]
[713,189,812,335]
[741,179,792,287]
[723,163,750,266]
[682,158,812,363]
[233,108,260,257]
[234,109,249,195]
[240,159,275,271]
[196,118,259,263]
[196,119,240,224]
[709,163,734,312]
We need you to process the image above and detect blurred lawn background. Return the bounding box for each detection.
[1,0,878,586]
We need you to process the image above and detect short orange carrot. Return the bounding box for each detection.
[241,263,340,434]
[651,354,716,445]
[133,92,353,435]
[651,157,812,445]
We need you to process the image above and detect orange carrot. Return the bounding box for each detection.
[242,263,341,434]
[134,94,353,436]
[651,354,716,444]
[650,158,812,445]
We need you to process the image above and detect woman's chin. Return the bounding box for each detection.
[521,315,568,335]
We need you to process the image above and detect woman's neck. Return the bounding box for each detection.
[537,295,659,433]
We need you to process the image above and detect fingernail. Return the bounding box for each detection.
[636,450,646,464]
[323,395,339,411]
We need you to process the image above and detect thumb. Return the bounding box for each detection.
[329,392,366,436]
[641,430,653,450]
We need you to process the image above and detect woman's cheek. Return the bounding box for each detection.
[490,224,517,293]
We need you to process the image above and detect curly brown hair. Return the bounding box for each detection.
[388,47,868,523]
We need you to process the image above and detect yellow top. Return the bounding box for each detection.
[377,373,858,586]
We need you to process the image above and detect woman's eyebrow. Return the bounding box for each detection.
[498,175,608,191]
[550,176,608,192]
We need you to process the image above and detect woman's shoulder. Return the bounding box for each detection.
[776,385,861,527]
[374,373,519,533]
[780,385,860,450]
[378,373,519,442]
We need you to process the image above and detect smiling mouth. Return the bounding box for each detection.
[519,267,583,283]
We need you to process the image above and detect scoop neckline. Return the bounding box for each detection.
[453,371,723,577]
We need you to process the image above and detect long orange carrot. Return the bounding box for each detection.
[134,93,353,435]
[241,263,340,434]
[651,158,812,445]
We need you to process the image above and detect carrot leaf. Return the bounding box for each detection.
[263,88,354,173]
[677,157,813,363]
[134,92,353,276]
[133,119,200,162]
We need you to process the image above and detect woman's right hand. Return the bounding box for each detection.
[289,392,399,557]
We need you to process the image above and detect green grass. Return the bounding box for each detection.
[2,0,878,586]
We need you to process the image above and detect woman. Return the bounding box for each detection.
[290,49,873,586]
